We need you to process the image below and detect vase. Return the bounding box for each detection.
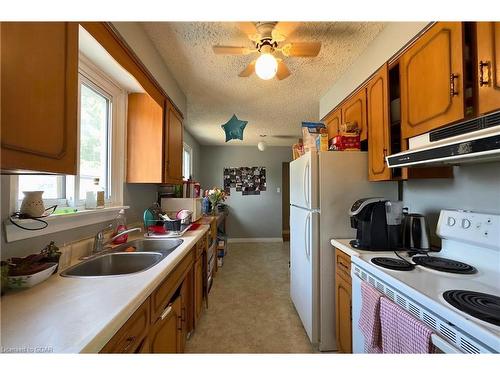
[20,191,45,218]
[210,204,218,216]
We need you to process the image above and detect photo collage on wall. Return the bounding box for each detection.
[223,167,266,196]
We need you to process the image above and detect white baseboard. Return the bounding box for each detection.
[227,237,283,243]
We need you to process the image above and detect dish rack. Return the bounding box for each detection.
[143,207,192,238]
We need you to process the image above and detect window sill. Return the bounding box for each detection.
[4,206,130,243]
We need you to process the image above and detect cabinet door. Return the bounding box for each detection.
[1,22,78,174]
[342,88,368,141]
[367,64,392,181]
[476,22,500,115]
[149,295,182,353]
[400,22,464,139]
[335,273,352,354]
[325,108,342,140]
[127,93,164,183]
[179,274,192,352]
[194,257,204,325]
[164,101,183,183]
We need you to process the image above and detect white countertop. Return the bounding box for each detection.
[0,225,208,353]
[330,238,360,257]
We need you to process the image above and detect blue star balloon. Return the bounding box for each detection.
[221,114,248,142]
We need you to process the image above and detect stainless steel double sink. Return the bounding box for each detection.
[60,238,183,278]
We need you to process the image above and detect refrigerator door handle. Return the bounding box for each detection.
[305,212,311,260]
[303,161,310,208]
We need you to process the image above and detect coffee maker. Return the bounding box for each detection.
[349,198,403,250]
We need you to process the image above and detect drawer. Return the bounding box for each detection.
[100,297,150,353]
[336,248,351,274]
[151,249,194,323]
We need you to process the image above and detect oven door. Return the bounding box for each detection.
[350,266,462,354]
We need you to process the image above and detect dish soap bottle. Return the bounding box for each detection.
[112,209,128,244]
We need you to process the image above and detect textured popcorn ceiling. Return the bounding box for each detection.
[142,22,386,146]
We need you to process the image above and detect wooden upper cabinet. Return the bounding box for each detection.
[367,64,392,181]
[1,22,78,174]
[400,22,465,139]
[476,22,500,115]
[324,108,342,140]
[164,101,183,183]
[127,93,164,183]
[342,88,368,141]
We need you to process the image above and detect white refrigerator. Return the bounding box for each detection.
[289,151,397,351]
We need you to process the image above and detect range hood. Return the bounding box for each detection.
[386,111,500,168]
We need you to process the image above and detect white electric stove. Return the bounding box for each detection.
[350,209,500,353]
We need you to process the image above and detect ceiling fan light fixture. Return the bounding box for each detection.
[255,53,278,80]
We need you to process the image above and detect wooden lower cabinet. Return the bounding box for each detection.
[100,234,209,354]
[335,248,352,353]
[194,256,204,325]
[149,293,183,353]
[100,297,151,353]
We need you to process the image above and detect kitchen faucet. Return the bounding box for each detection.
[90,225,142,256]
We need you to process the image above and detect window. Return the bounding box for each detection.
[15,55,126,211]
[183,143,193,180]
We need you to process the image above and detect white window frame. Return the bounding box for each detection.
[183,142,193,180]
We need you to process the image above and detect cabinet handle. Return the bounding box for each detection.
[123,335,136,352]
[181,307,186,322]
[479,61,491,87]
[450,73,459,97]
[160,304,173,320]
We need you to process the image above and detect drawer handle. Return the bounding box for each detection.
[160,305,173,320]
[338,261,350,272]
[479,60,491,87]
[123,335,136,351]
[450,73,459,97]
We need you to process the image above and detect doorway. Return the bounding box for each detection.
[282,162,290,241]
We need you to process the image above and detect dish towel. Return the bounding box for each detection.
[380,296,435,353]
[359,281,383,353]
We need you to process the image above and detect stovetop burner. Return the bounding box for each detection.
[443,290,500,326]
[371,257,415,271]
[412,256,477,274]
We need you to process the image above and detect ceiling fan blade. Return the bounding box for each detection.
[276,60,291,80]
[281,42,322,57]
[272,22,300,42]
[237,22,259,41]
[213,46,253,55]
[239,60,256,77]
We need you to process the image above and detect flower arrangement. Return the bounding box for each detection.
[205,187,227,215]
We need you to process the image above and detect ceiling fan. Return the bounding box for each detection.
[212,22,321,80]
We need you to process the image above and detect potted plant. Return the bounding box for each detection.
[41,241,61,263]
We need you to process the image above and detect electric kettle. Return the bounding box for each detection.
[402,213,431,251]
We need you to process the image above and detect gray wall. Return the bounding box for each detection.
[403,162,500,244]
[199,146,292,239]
[0,176,157,259]
[183,128,201,181]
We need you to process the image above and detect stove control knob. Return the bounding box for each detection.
[447,217,456,226]
[461,218,471,229]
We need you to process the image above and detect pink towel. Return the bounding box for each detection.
[380,297,435,353]
[359,281,383,353]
